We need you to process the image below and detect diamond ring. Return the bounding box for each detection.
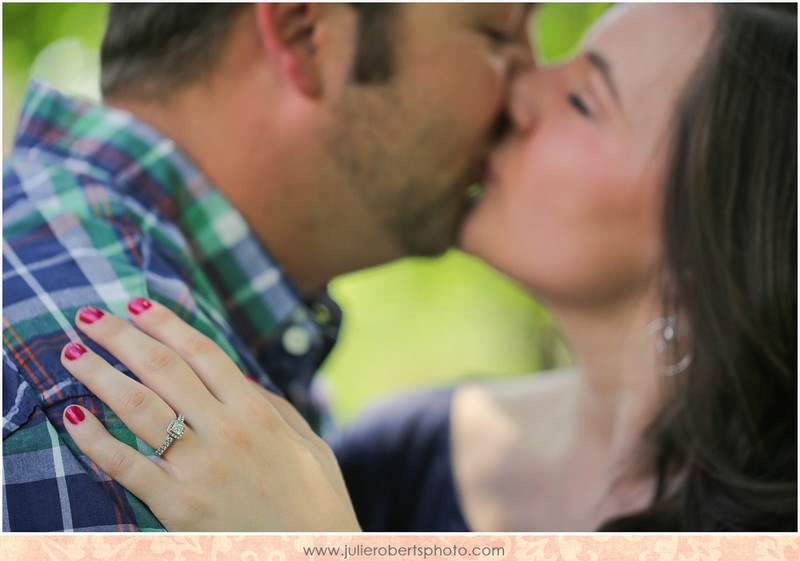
[154,414,186,457]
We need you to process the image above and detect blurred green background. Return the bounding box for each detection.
[3,3,607,425]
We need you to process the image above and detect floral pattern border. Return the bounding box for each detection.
[0,534,797,561]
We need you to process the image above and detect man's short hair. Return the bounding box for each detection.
[100,3,396,100]
[350,4,396,83]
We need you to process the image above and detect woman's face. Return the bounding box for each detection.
[460,4,713,310]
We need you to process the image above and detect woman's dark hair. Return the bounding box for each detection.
[601,3,797,531]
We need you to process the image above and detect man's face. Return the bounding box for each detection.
[324,4,532,257]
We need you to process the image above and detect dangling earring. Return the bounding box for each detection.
[645,315,693,376]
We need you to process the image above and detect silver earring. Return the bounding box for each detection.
[646,315,692,376]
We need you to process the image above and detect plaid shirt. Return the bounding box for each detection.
[3,81,340,531]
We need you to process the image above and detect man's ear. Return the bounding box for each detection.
[254,3,323,97]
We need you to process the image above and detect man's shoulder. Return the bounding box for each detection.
[5,130,113,200]
[3,136,195,306]
[4,140,144,228]
[3,157,151,344]
[3,153,181,438]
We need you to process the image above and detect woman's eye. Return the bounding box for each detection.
[568,93,592,117]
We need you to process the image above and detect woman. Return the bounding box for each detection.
[58,3,796,531]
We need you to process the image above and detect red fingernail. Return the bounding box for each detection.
[244,374,258,384]
[65,405,85,425]
[64,343,87,361]
[78,306,105,324]
[128,297,152,315]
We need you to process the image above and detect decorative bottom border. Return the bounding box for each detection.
[0,534,797,561]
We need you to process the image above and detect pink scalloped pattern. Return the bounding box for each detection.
[0,534,797,561]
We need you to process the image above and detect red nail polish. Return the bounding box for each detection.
[244,374,258,384]
[78,306,105,324]
[64,343,87,361]
[65,405,85,425]
[128,297,152,315]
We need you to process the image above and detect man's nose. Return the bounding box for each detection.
[507,40,536,77]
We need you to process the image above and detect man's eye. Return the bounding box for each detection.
[481,27,514,45]
[568,93,592,117]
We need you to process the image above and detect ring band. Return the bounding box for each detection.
[154,414,186,457]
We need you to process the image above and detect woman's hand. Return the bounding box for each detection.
[60,298,361,532]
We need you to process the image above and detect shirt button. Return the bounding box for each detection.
[282,326,312,356]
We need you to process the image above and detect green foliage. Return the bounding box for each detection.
[324,251,571,422]
[3,3,107,74]
[535,3,611,63]
[3,3,107,154]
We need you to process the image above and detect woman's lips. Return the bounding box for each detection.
[481,159,498,190]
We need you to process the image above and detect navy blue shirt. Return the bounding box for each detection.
[333,388,470,532]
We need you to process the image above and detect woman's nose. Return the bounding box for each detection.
[508,67,541,133]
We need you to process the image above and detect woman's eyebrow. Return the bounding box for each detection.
[587,51,622,111]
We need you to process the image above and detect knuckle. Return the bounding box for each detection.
[211,401,287,455]
[240,395,270,418]
[120,385,149,415]
[289,440,324,473]
[173,486,208,522]
[184,454,226,488]
[267,393,292,410]
[179,333,215,358]
[218,414,251,449]
[98,316,126,341]
[203,456,229,486]
[246,400,283,431]
[313,435,337,461]
[141,345,178,374]
[104,447,130,476]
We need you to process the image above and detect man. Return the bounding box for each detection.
[3,3,532,530]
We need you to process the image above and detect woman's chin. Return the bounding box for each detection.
[455,208,504,270]
[455,206,485,256]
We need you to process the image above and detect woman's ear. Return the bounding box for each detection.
[254,3,323,97]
